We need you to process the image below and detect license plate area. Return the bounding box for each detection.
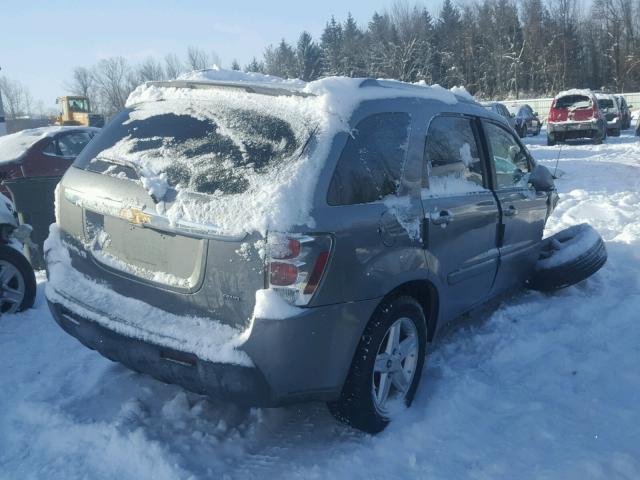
[84,210,206,291]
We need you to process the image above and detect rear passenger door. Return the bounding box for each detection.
[482,121,548,294]
[421,115,500,320]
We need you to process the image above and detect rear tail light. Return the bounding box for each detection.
[267,233,333,306]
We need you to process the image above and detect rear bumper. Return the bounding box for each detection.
[49,300,271,404]
[46,289,378,407]
[547,121,601,139]
[606,118,620,130]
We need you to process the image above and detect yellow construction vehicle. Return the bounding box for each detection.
[54,96,104,127]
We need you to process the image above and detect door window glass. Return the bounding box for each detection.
[56,131,93,157]
[423,116,486,196]
[42,140,58,156]
[484,122,531,189]
[328,112,410,205]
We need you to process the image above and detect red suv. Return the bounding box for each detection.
[546,90,607,146]
[0,126,99,197]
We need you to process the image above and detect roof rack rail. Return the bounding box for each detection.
[145,80,313,98]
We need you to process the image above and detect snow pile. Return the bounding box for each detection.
[0,126,98,164]
[44,224,253,366]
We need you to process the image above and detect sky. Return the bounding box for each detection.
[0,0,445,111]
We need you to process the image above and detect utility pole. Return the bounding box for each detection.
[0,66,7,136]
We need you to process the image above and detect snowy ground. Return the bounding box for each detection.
[2,128,640,479]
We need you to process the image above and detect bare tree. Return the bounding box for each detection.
[0,76,34,118]
[92,57,134,115]
[66,66,94,98]
[137,57,165,82]
[164,53,184,79]
[185,46,220,70]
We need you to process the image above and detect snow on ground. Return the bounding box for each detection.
[1,130,640,479]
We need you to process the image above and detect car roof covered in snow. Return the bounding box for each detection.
[555,88,594,99]
[127,68,477,112]
[0,126,100,165]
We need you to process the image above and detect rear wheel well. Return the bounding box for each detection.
[383,280,439,342]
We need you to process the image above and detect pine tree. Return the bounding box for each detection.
[321,16,344,75]
[296,32,322,81]
[245,57,265,73]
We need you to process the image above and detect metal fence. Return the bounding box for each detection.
[499,92,640,121]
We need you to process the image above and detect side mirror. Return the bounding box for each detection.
[529,164,555,192]
[533,112,538,116]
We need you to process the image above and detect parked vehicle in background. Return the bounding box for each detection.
[615,95,632,130]
[0,192,36,314]
[0,126,99,197]
[595,93,622,137]
[481,102,517,131]
[47,75,564,434]
[54,96,105,128]
[547,89,607,146]
[507,104,541,137]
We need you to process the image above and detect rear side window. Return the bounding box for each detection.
[328,112,410,205]
[423,116,486,195]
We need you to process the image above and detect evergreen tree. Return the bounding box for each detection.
[245,57,265,73]
[296,32,322,81]
[321,17,344,75]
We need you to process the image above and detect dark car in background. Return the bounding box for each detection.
[0,127,99,196]
[46,77,561,434]
[508,104,541,137]
[480,101,517,131]
[615,95,632,130]
[595,93,622,137]
[547,89,607,145]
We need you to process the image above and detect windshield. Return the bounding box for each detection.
[74,98,314,196]
[555,95,591,110]
[68,98,89,113]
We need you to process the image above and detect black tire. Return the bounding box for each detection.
[612,128,621,137]
[0,244,37,314]
[547,135,556,146]
[328,296,427,434]
[528,224,607,292]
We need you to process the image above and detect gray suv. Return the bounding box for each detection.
[45,78,558,433]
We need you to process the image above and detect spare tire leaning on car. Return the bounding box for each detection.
[528,224,607,292]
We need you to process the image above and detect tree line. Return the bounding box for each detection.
[2,0,639,120]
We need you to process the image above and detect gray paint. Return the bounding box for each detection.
[47,87,555,405]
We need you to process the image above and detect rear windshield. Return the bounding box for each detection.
[555,95,591,110]
[74,98,314,196]
[597,98,614,109]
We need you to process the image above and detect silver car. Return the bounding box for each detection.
[46,78,558,433]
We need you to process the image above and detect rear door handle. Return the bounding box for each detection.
[430,210,454,226]
[504,205,518,217]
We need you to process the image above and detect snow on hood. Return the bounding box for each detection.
[119,69,468,236]
[0,126,99,165]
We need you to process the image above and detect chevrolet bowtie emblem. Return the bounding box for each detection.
[120,207,151,226]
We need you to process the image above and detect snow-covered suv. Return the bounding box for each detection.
[45,73,562,433]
